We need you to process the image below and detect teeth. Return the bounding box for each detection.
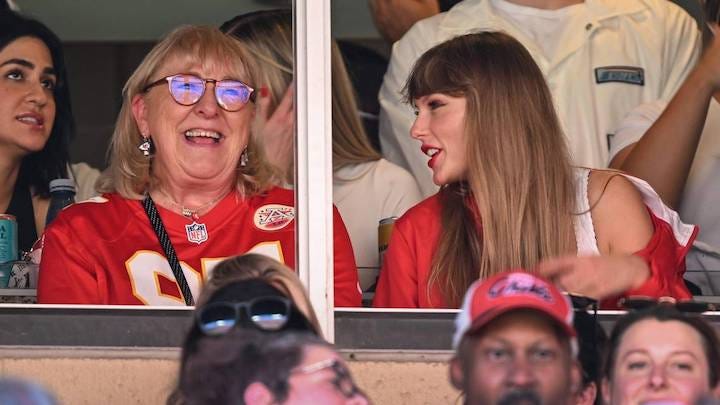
[427,148,440,157]
[184,129,221,139]
[18,116,40,125]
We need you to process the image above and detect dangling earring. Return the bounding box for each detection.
[240,149,249,167]
[138,136,154,157]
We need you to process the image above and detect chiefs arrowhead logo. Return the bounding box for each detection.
[254,204,295,231]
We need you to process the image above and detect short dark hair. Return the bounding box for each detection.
[604,306,720,387]
[0,10,72,196]
[170,329,329,405]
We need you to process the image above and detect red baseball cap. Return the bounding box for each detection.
[453,271,577,351]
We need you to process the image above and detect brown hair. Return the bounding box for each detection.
[604,306,720,388]
[198,253,322,336]
[221,9,380,183]
[97,25,278,199]
[405,32,576,306]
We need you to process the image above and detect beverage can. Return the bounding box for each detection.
[0,214,18,264]
[378,216,397,267]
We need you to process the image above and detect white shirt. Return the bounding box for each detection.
[379,0,700,197]
[612,100,720,294]
[333,159,423,289]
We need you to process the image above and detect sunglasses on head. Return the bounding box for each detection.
[143,73,255,112]
[196,296,292,336]
[619,296,717,313]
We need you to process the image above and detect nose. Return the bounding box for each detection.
[507,358,536,388]
[26,81,50,108]
[648,366,668,390]
[194,82,219,117]
[409,112,428,140]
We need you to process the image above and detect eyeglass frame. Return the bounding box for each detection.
[142,73,256,111]
[195,295,293,335]
[290,358,366,400]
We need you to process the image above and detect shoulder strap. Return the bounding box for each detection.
[142,196,194,306]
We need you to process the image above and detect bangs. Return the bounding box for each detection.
[403,43,467,104]
[137,25,256,93]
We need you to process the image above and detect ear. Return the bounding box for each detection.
[131,94,150,137]
[449,356,465,390]
[570,360,583,397]
[600,377,611,405]
[574,382,598,405]
[244,382,274,405]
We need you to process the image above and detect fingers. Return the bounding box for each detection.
[535,255,577,278]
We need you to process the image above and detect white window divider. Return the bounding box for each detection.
[294,0,335,341]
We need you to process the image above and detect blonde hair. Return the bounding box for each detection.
[406,32,576,307]
[221,9,380,183]
[198,254,323,337]
[97,25,278,199]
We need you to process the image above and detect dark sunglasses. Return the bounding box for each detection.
[291,359,366,400]
[196,296,292,335]
[143,73,255,112]
[619,296,717,313]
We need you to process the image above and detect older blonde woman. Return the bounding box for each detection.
[37,26,361,307]
[221,10,422,289]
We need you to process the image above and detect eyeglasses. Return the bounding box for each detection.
[619,296,717,313]
[291,359,366,400]
[142,74,255,111]
[196,296,292,335]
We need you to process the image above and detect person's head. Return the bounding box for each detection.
[404,31,575,306]
[221,9,380,182]
[198,253,322,334]
[175,328,369,405]
[367,0,441,43]
[573,309,608,405]
[451,271,581,405]
[603,306,720,405]
[0,10,72,196]
[98,25,276,199]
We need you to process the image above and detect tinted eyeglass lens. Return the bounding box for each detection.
[250,298,290,331]
[198,303,237,335]
[169,75,205,105]
[216,81,252,110]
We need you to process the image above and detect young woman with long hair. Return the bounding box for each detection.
[373,32,697,308]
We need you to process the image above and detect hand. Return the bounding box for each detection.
[368,0,440,43]
[253,84,295,180]
[535,255,650,300]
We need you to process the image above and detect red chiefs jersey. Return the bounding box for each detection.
[38,187,361,306]
[373,192,696,309]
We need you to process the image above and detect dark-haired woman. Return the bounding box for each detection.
[0,10,98,254]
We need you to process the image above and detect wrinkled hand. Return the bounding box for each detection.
[253,84,295,180]
[368,0,440,43]
[535,255,649,300]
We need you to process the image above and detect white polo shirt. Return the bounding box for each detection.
[379,0,700,197]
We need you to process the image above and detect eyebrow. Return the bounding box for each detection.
[620,349,701,361]
[0,58,56,76]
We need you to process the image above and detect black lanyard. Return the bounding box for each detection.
[142,195,194,306]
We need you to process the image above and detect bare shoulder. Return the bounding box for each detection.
[587,170,653,254]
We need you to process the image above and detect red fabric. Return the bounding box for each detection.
[601,209,696,308]
[38,188,361,307]
[373,194,696,309]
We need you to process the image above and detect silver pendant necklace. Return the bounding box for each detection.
[154,189,228,244]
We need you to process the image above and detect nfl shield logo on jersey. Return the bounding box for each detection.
[185,222,209,245]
